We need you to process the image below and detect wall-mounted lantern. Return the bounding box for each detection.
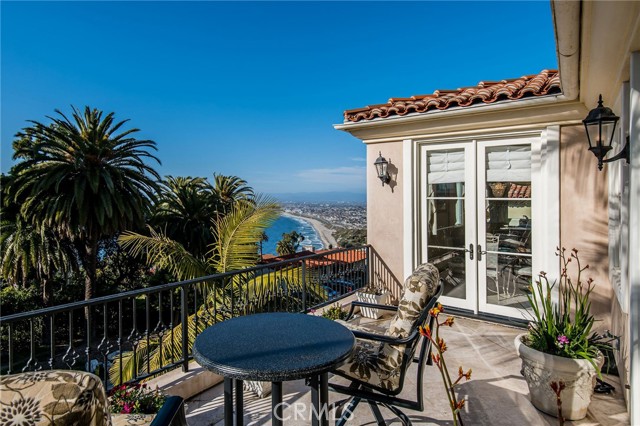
[583,94,629,170]
[374,152,390,186]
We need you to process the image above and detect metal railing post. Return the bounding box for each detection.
[365,245,371,288]
[181,285,189,373]
[301,261,307,312]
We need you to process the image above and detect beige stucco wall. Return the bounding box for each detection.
[367,142,405,299]
[559,125,612,331]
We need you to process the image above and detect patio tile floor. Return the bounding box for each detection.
[184,316,628,426]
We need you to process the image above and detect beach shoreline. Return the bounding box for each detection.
[282,212,338,249]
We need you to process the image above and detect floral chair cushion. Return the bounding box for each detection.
[334,263,439,393]
[0,370,112,426]
[386,263,440,338]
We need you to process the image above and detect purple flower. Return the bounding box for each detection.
[557,335,570,347]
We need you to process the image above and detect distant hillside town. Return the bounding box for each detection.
[283,202,366,248]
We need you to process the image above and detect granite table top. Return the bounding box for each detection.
[192,312,355,382]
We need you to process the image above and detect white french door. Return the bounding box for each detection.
[420,137,534,318]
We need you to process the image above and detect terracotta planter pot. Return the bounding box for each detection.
[515,333,603,420]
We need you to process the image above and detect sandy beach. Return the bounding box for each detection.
[282,212,338,249]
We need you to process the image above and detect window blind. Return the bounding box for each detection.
[486,146,531,182]
[427,150,465,184]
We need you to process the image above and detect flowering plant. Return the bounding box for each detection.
[419,303,471,426]
[525,248,602,370]
[108,383,167,415]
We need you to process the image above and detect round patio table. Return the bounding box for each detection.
[193,312,355,426]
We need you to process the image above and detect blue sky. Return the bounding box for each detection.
[1,1,557,196]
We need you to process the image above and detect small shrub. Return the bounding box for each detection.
[322,304,348,321]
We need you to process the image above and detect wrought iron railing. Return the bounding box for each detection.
[0,247,370,388]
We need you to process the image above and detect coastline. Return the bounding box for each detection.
[282,212,338,249]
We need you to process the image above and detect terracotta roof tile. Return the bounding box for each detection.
[343,69,561,123]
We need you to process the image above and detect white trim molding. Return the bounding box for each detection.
[628,50,640,426]
[403,139,414,279]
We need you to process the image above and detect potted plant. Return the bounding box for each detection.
[356,284,391,319]
[321,303,349,321]
[109,383,167,421]
[515,247,605,420]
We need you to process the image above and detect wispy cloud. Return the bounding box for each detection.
[350,157,366,162]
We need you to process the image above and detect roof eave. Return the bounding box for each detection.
[551,0,581,101]
[334,93,572,133]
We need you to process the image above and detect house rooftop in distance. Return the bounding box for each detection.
[343,69,561,123]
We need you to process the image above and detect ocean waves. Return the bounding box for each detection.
[262,215,323,255]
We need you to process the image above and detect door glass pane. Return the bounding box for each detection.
[426,148,467,300]
[485,253,532,308]
[428,247,466,299]
[427,199,466,248]
[484,144,532,309]
[486,200,531,254]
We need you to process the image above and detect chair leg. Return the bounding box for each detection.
[382,403,412,426]
[367,401,386,426]
[336,397,361,426]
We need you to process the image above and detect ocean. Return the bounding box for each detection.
[262,215,323,255]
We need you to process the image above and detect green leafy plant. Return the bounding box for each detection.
[525,247,603,371]
[321,304,348,321]
[108,383,166,415]
[419,304,471,426]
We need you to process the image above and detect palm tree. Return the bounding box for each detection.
[0,173,78,305]
[150,176,219,258]
[275,231,305,256]
[111,195,281,383]
[259,231,269,257]
[212,174,254,213]
[9,106,161,301]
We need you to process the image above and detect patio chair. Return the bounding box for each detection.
[0,370,187,426]
[328,263,442,426]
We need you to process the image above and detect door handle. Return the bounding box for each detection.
[477,244,483,261]
[465,243,474,260]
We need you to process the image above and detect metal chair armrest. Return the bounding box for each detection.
[150,396,187,426]
[344,301,397,320]
[350,328,418,345]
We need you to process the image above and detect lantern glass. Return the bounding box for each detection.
[374,152,389,181]
[376,161,388,179]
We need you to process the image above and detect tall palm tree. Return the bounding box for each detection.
[0,173,78,305]
[150,176,219,258]
[9,106,161,301]
[0,218,77,305]
[212,174,254,213]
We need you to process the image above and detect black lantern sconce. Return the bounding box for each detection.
[374,151,390,186]
[583,94,629,170]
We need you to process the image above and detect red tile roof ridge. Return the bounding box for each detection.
[343,69,561,123]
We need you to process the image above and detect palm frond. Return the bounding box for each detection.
[118,227,209,281]
[209,195,280,273]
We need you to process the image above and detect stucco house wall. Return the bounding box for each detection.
[367,142,404,299]
[559,125,612,330]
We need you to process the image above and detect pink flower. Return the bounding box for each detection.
[122,403,133,414]
[557,335,570,347]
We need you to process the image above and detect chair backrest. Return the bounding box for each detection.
[386,263,440,338]
[374,263,441,394]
